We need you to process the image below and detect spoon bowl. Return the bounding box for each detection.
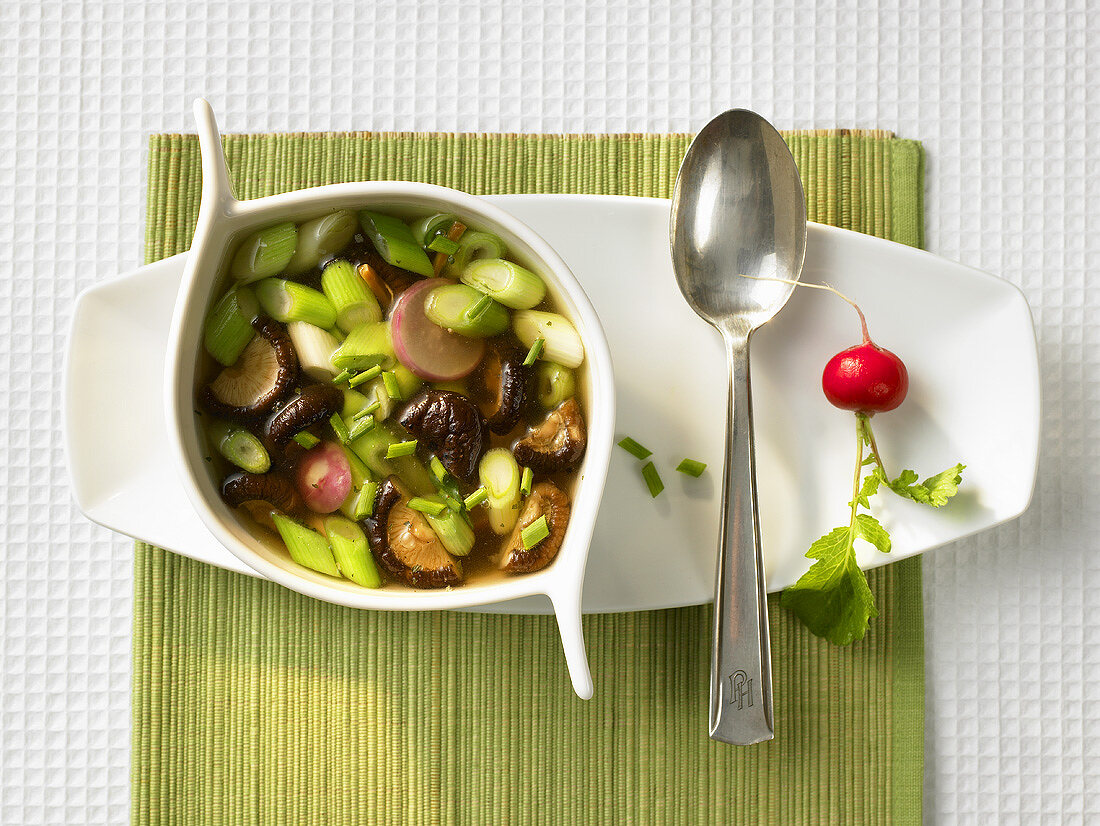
[670,109,806,745]
[671,110,806,333]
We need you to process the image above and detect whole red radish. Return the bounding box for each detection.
[820,294,907,414]
[295,441,352,513]
[822,342,908,413]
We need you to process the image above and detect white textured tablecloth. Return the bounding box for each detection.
[2,1,1096,822]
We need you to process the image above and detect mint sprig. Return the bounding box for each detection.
[780,413,965,645]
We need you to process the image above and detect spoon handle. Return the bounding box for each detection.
[710,331,774,745]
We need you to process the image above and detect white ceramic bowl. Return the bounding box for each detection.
[165,100,615,698]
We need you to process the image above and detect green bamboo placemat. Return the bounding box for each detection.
[135,131,925,825]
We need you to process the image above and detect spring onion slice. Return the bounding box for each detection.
[424,284,509,338]
[349,365,383,387]
[359,211,434,277]
[423,502,475,556]
[442,230,507,278]
[282,210,358,276]
[287,321,341,381]
[293,431,321,449]
[535,362,576,409]
[428,236,460,255]
[410,213,460,247]
[479,448,522,534]
[520,466,533,497]
[641,462,664,498]
[271,514,339,576]
[407,497,447,517]
[347,417,376,441]
[522,338,544,367]
[208,420,271,474]
[382,371,402,399]
[351,401,381,421]
[461,258,546,310]
[203,286,258,367]
[676,458,707,477]
[332,322,395,372]
[230,222,298,284]
[617,437,652,460]
[430,456,448,484]
[468,292,494,319]
[329,413,351,444]
[463,487,488,510]
[513,310,583,368]
[322,259,383,333]
[431,220,468,276]
[520,516,551,550]
[391,363,424,399]
[353,481,378,520]
[324,515,382,588]
[332,369,355,384]
[385,439,418,459]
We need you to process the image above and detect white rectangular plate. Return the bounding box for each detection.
[64,195,1039,614]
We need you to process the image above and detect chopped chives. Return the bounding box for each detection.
[292,431,320,449]
[676,458,708,477]
[617,436,652,460]
[467,292,494,319]
[407,497,447,517]
[520,516,550,549]
[350,401,381,421]
[522,337,544,366]
[430,456,448,483]
[353,481,377,519]
[385,439,418,459]
[641,461,664,498]
[441,493,463,512]
[349,365,383,387]
[520,466,533,496]
[463,487,488,509]
[347,416,376,441]
[329,413,351,444]
[332,369,355,384]
[382,370,402,399]
[428,235,460,255]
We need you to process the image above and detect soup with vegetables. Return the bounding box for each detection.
[198,208,588,589]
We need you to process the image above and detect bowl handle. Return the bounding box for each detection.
[193,98,239,211]
[551,588,593,699]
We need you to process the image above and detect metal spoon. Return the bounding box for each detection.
[670,110,807,745]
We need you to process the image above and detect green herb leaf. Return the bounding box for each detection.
[782,412,965,647]
[854,513,892,553]
[780,527,878,646]
[854,471,882,509]
[887,463,965,507]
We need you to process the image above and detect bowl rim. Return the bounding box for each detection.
[165,178,615,615]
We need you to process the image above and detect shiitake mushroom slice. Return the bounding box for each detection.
[498,481,570,574]
[397,388,487,482]
[512,397,587,473]
[267,384,345,449]
[202,316,298,422]
[471,343,531,435]
[221,471,303,515]
[365,476,463,589]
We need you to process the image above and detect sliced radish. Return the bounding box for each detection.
[390,278,486,381]
[295,441,353,513]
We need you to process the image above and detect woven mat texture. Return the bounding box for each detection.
[135,130,925,825]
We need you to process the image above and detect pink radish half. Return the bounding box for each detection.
[295,441,352,513]
[390,278,486,381]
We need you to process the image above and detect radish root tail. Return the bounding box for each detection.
[737,273,871,343]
